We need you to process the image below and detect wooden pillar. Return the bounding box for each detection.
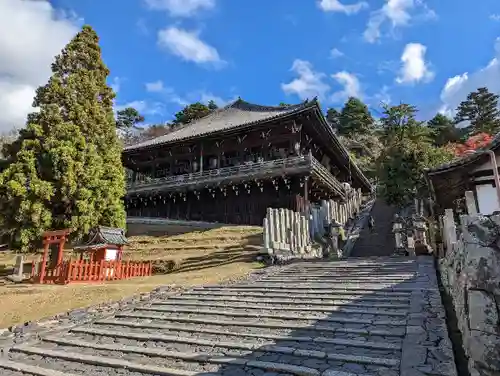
[57,235,65,265]
[303,176,309,214]
[39,238,50,284]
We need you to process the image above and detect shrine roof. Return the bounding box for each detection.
[123,98,316,152]
[73,226,128,250]
[425,132,500,176]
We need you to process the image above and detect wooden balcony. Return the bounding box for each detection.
[126,155,346,198]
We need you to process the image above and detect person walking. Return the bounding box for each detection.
[368,215,375,232]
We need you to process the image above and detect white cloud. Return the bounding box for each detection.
[373,85,392,105]
[110,77,122,93]
[331,71,363,102]
[396,43,434,84]
[198,91,237,107]
[145,80,165,92]
[490,14,500,21]
[439,38,500,117]
[116,100,165,116]
[317,0,368,15]
[281,60,330,101]
[144,0,215,17]
[157,27,224,67]
[0,0,79,132]
[364,0,435,43]
[330,48,344,58]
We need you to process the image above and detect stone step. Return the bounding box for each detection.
[274,271,417,277]
[94,319,403,350]
[11,337,394,376]
[186,289,411,300]
[9,345,217,376]
[229,284,428,291]
[165,295,411,309]
[112,313,407,337]
[283,267,416,273]
[289,261,415,267]
[130,306,407,325]
[196,286,414,295]
[66,327,401,367]
[262,277,418,283]
[0,359,80,376]
[151,301,408,316]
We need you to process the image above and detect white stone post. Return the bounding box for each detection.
[465,191,478,215]
[407,235,415,256]
[444,208,457,254]
[263,218,272,256]
[279,209,286,248]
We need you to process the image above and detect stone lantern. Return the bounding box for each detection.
[392,214,406,255]
[412,214,428,245]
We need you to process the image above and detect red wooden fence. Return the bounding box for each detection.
[31,260,152,284]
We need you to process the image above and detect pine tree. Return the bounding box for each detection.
[455,87,500,134]
[0,25,125,250]
[172,102,212,126]
[207,100,218,111]
[338,97,374,136]
[427,113,462,146]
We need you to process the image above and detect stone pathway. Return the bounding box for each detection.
[0,256,456,376]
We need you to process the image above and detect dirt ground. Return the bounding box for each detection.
[0,226,264,328]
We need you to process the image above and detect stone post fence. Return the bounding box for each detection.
[263,188,365,263]
[438,190,500,376]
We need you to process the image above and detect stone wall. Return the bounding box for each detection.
[439,210,500,376]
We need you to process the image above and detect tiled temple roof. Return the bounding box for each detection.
[73,226,128,250]
[123,98,315,151]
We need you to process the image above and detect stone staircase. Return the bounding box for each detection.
[351,198,398,257]
[0,257,455,376]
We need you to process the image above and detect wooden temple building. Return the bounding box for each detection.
[426,134,500,215]
[123,98,372,225]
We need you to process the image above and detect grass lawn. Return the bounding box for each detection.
[0,226,264,328]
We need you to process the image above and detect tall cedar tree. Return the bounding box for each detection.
[427,113,463,146]
[0,25,126,250]
[338,97,374,136]
[455,87,500,134]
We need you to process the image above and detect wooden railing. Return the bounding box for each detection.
[127,155,346,198]
[31,260,152,284]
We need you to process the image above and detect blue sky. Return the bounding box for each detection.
[1,0,500,130]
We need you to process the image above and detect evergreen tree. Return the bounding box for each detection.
[0,25,125,250]
[116,107,145,145]
[207,100,218,111]
[427,113,462,146]
[172,102,212,126]
[377,103,454,206]
[326,108,340,130]
[455,87,500,134]
[116,107,145,130]
[338,97,374,136]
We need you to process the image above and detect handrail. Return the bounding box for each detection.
[127,156,310,188]
[310,158,345,196]
[127,155,346,196]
